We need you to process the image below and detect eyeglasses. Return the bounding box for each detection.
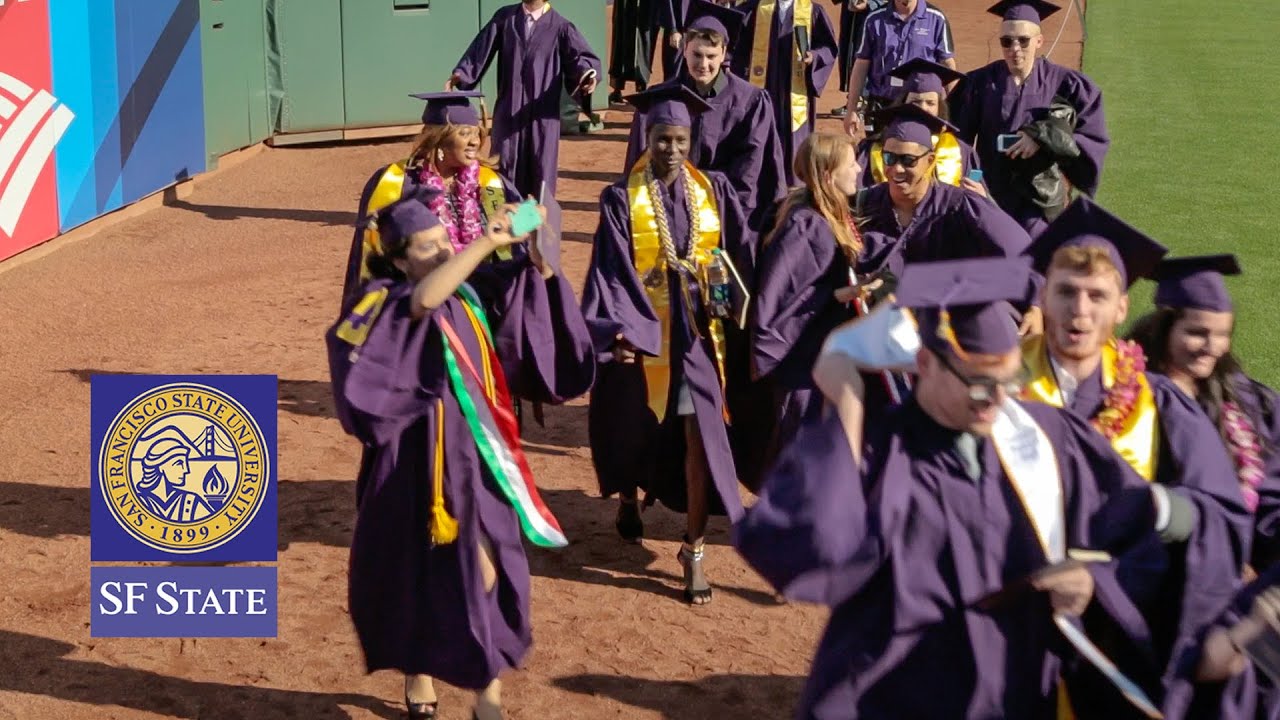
[999,35,1034,49]
[881,150,932,169]
[934,351,1027,404]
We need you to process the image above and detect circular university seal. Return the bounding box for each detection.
[98,383,270,553]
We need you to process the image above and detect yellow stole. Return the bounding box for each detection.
[627,156,728,424]
[748,0,812,134]
[868,131,966,186]
[1021,335,1161,481]
[358,162,512,281]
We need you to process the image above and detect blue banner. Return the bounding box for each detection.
[91,566,277,638]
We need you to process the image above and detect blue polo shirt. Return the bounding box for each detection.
[855,1,954,100]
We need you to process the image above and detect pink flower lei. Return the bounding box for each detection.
[1221,399,1265,513]
[418,162,485,253]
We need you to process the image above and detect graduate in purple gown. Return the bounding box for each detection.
[624,0,788,233]
[747,132,863,484]
[730,0,838,185]
[738,257,1169,719]
[581,85,752,604]
[447,0,602,198]
[340,91,526,317]
[608,0,656,103]
[1193,563,1280,720]
[327,192,594,720]
[1128,255,1280,573]
[1022,197,1251,718]
[656,0,692,79]
[950,0,1109,235]
[854,104,1034,286]
[855,58,980,189]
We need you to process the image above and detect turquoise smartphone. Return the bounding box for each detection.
[509,199,543,236]
[967,168,984,182]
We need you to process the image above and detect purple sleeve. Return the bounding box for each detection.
[751,208,839,380]
[453,10,504,87]
[1054,70,1109,197]
[948,67,983,146]
[710,171,757,289]
[733,411,890,606]
[854,13,877,60]
[558,18,603,92]
[1245,379,1280,569]
[579,185,664,361]
[732,89,788,231]
[935,12,955,60]
[804,5,839,97]
[623,112,649,174]
[963,190,1034,258]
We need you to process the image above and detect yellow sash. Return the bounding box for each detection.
[359,161,410,283]
[627,156,728,424]
[748,0,811,134]
[1021,335,1161,481]
[868,131,966,186]
[477,165,513,260]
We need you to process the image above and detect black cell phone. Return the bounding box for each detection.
[796,26,810,57]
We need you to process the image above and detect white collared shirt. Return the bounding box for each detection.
[1049,355,1080,406]
[779,0,795,21]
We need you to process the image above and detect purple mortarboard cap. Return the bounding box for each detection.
[988,0,1062,23]
[626,84,713,128]
[410,90,484,127]
[1154,254,1240,312]
[889,58,965,97]
[684,0,748,47]
[877,103,958,149]
[375,188,442,247]
[896,258,1036,357]
[1026,196,1168,289]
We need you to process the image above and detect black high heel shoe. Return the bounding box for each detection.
[406,696,437,719]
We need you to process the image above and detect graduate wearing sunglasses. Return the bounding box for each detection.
[949,0,1109,236]
[853,105,1035,326]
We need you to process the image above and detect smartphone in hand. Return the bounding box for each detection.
[508,199,544,237]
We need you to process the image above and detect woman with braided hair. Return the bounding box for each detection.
[581,85,753,605]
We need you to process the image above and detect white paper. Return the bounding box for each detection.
[1053,614,1163,719]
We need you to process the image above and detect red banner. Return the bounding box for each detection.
[0,0,60,261]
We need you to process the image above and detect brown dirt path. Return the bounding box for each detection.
[0,2,1082,718]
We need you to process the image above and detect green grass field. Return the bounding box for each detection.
[1084,0,1279,385]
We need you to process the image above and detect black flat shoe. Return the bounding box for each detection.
[406,697,437,719]
[616,501,643,543]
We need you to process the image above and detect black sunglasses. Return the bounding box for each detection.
[934,350,1027,404]
[881,149,932,169]
[1000,35,1034,49]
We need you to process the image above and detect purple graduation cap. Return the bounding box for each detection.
[683,0,748,47]
[1026,196,1168,289]
[372,187,443,248]
[625,84,714,128]
[896,257,1037,358]
[876,102,959,149]
[1154,254,1241,312]
[987,0,1062,24]
[410,90,485,127]
[889,58,965,97]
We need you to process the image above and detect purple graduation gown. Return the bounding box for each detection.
[855,181,1033,279]
[951,59,1109,236]
[326,261,595,689]
[1235,375,1280,571]
[1049,369,1251,718]
[735,397,1167,719]
[855,133,981,189]
[339,162,522,317]
[656,0,691,79]
[730,0,838,185]
[1186,562,1280,720]
[748,204,856,479]
[623,71,788,232]
[451,6,602,198]
[581,170,752,520]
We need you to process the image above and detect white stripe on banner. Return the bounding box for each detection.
[0,103,73,237]
[0,90,54,188]
[0,72,33,104]
[0,95,16,121]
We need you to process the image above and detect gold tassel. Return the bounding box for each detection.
[429,399,458,545]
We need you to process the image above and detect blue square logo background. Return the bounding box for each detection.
[91,374,278,561]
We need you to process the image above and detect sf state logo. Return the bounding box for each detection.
[98,383,270,553]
